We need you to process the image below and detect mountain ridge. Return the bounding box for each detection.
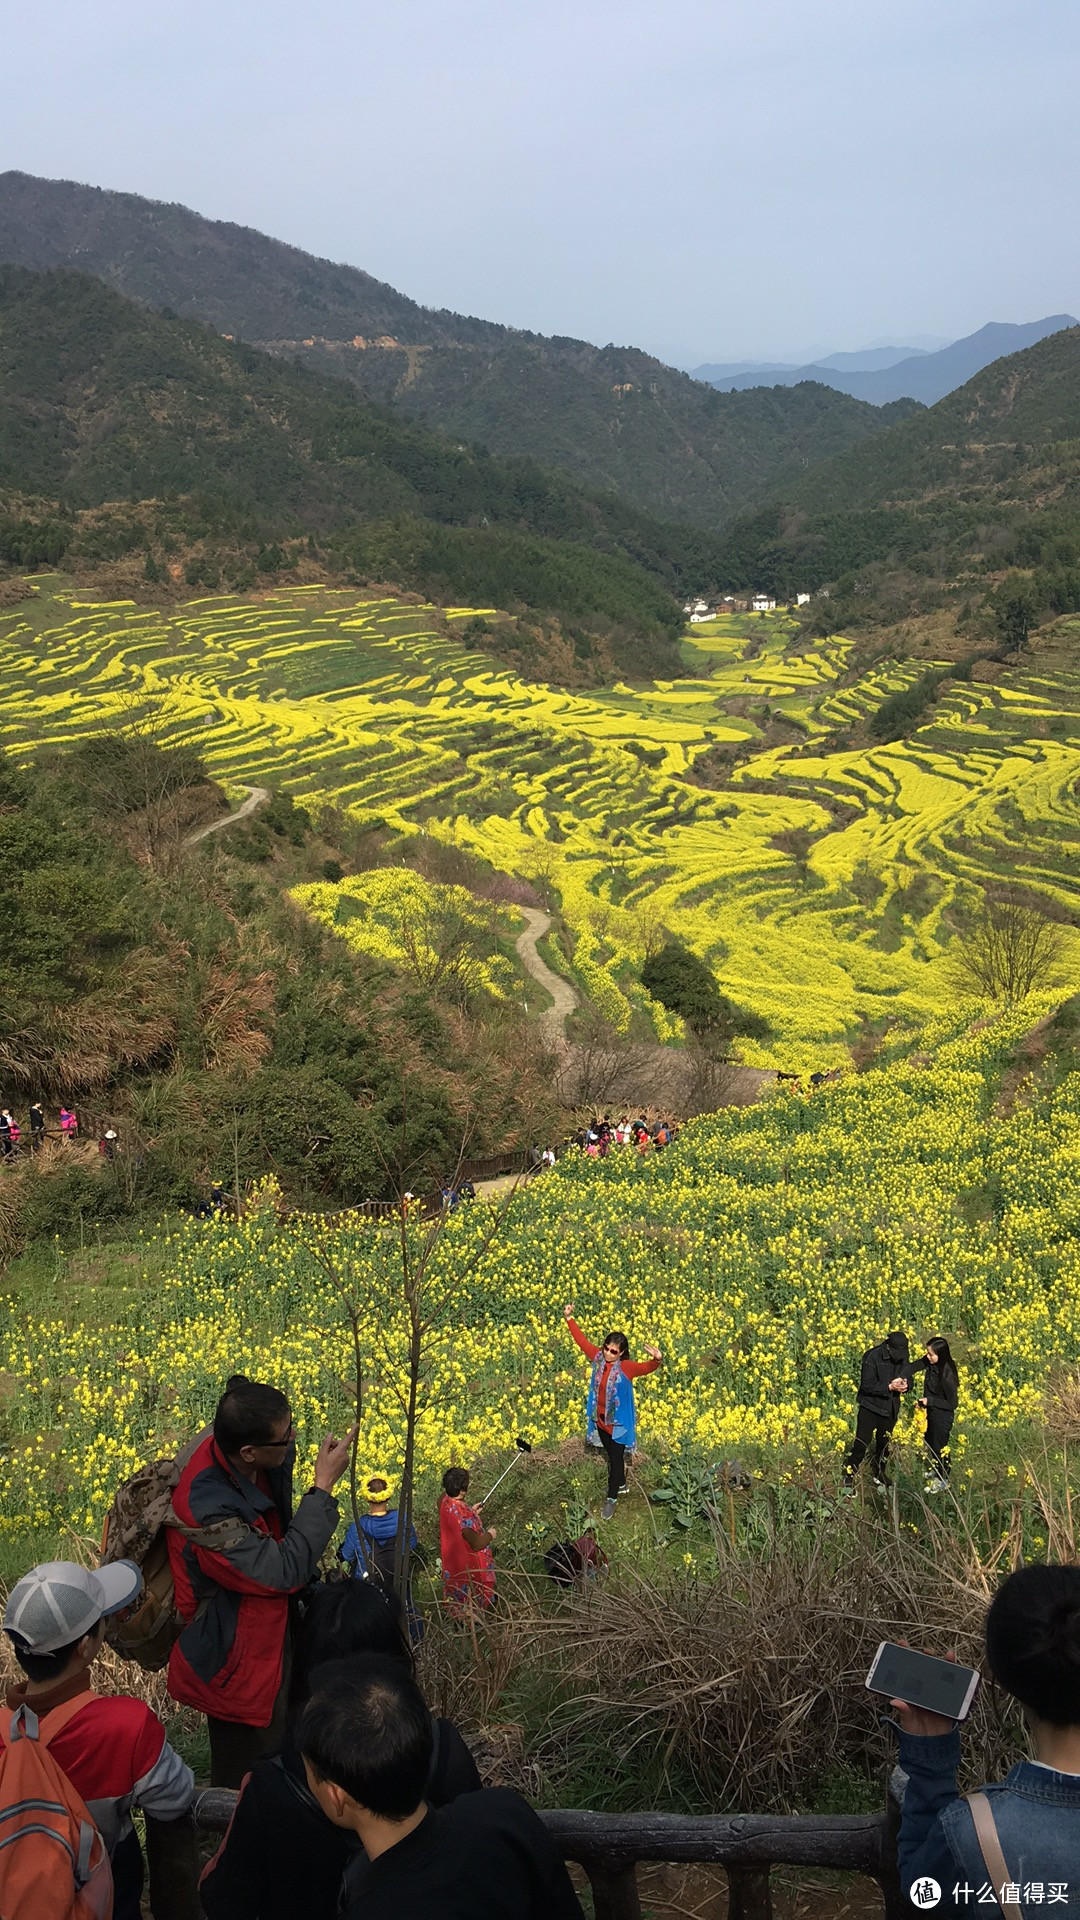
[0,169,921,526]
[693,316,1077,406]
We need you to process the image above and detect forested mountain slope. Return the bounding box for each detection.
[709,325,1080,630]
[0,170,918,524]
[0,265,733,675]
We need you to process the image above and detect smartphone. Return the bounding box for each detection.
[865,1642,981,1721]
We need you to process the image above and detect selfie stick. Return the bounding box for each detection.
[476,1436,533,1509]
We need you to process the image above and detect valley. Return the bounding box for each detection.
[3,580,1079,1061]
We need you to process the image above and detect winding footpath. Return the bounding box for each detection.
[185,784,270,846]
[515,906,579,1044]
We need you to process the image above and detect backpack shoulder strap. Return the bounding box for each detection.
[38,1689,99,1746]
[424,1715,442,1798]
[965,1792,1023,1918]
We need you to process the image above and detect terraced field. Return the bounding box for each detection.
[2,582,1079,1062]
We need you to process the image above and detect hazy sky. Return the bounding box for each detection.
[2,0,1077,365]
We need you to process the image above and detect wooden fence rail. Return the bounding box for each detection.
[192,1791,904,1920]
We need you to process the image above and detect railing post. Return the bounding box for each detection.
[727,1867,774,1920]
[583,1859,642,1920]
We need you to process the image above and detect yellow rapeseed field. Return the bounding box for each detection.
[1,1003,1074,1542]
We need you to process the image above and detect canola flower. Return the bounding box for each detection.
[2,585,1078,1060]
[1,1004,1077,1541]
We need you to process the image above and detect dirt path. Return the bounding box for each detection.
[186,785,270,846]
[516,907,579,1043]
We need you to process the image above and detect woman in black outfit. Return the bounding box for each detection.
[918,1336,959,1491]
[199,1580,482,1920]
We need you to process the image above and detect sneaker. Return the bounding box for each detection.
[925,1476,949,1494]
[600,1497,617,1520]
[616,1484,630,1496]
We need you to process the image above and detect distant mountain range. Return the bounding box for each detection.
[692,318,1078,406]
[710,321,1080,625]
[0,170,919,528]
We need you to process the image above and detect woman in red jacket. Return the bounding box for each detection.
[563,1306,662,1519]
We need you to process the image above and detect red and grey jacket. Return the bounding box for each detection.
[166,1434,338,1727]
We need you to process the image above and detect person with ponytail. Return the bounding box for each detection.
[563,1305,662,1519]
[892,1563,1080,1902]
[917,1336,959,1493]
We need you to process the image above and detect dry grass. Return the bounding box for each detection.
[2,1459,1071,1816]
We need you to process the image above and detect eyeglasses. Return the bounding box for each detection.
[258,1423,296,1452]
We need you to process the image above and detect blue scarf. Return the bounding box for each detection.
[586,1352,637,1448]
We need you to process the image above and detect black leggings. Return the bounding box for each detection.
[846,1408,893,1478]
[925,1408,954,1477]
[597,1427,626,1499]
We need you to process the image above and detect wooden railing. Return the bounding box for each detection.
[193,1790,904,1919]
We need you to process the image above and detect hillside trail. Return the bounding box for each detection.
[186,784,270,845]
[516,907,579,1043]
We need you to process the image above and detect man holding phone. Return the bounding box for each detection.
[844,1329,913,1490]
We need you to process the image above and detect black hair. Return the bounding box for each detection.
[986,1564,1080,1726]
[442,1467,470,1497]
[926,1336,959,1390]
[213,1373,290,1455]
[602,1331,630,1359]
[300,1654,433,1818]
[289,1580,411,1721]
[7,1624,99,1685]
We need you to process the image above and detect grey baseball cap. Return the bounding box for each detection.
[3,1560,142,1654]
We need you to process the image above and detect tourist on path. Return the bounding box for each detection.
[300,1659,585,1920]
[1,1559,199,1920]
[166,1372,354,1787]
[893,1563,1080,1896]
[563,1305,662,1519]
[199,1584,480,1920]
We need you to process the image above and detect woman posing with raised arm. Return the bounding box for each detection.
[563,1305,662,1520]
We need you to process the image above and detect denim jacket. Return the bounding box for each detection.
[897,1726,1080,1912]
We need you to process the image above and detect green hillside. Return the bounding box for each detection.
[2,584,1078,1067]
[711,326,1080,636]
[0,171,920,525]
[0,264,737,677]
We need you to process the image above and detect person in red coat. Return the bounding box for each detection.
[167,1373,354,1787]
[438,1466,496,1613]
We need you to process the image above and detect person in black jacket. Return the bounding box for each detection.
[843,1330,913,1490]
[301,1659,584,1920]
[198,1581,481,1920]
[917,1335,959,1491]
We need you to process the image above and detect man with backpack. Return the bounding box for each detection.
[167,1372,354,1787]
[1,1558,200,1920]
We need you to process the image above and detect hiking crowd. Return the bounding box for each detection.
[0,1101,120,1161]
[566,1113,678,1156]
[1,1370,1078,1917]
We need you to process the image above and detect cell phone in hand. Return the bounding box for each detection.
[866,1642,981,1721]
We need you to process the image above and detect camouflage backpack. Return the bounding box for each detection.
[99,1435,248,1671]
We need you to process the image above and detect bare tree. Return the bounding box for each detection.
[319,1092,526,1614]
[398,895,498,1009]
[684,1037,744,1116]
[949,890,1069,1004]
[555,1009,653,1111]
